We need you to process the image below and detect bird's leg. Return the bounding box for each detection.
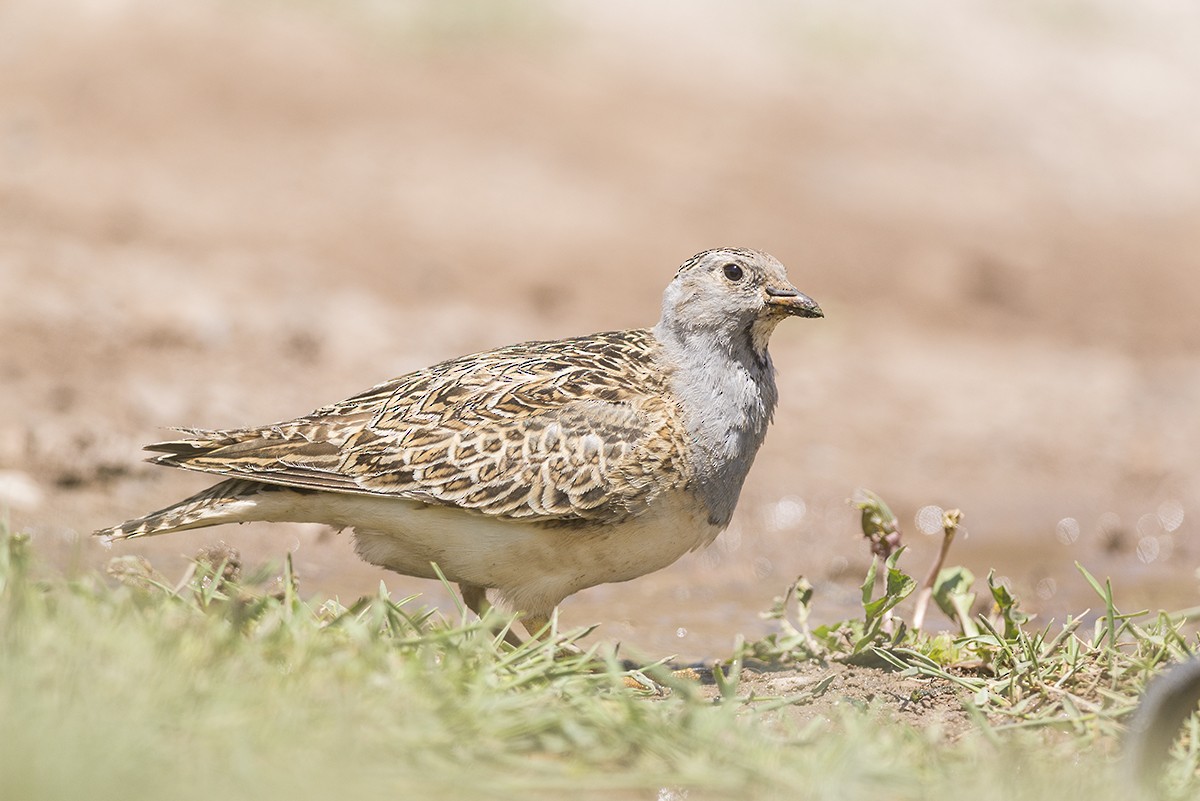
[459,583,526,647]
[457,587,569,652]
[459,583,489,618]
[521,613,551,641]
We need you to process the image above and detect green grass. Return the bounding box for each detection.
[1,520,1197,800]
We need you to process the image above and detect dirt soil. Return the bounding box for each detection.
[3,1,1200,666]
[724,661,973,738]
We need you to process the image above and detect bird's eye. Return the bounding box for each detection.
[723,263,744,282]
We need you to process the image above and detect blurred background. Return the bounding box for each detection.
[2,0,1199,658]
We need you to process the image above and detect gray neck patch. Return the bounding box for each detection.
[652,321,778,527]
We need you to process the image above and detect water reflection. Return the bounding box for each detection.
[1056,517,1081,545]
[1136,536,1161,564]
[1136,513,1162,539]
[1036,577,1058,600]
[767,496,807,531]
[1158,500,1185,532]
[826,555,849,579]
[915,505,944,536]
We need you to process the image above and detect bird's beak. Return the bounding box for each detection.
[765,285,824,318]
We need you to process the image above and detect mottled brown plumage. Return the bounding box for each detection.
[122,330,691,533]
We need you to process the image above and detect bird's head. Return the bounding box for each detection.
[657,248,823,358]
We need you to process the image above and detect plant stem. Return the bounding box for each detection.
[912,509,962,633]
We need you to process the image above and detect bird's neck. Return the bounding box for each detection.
[653,323,779,527]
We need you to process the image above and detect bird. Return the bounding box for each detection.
[96,248,823,640]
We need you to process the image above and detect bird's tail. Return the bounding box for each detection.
[94,479,267,540]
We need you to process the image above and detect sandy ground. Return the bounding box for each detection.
[3,0,1200,660]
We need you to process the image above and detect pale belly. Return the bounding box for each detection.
[249,488,723,616]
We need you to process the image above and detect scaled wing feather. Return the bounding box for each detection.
[146,330,691,524]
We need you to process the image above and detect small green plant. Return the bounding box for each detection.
[931,565,979,637]
[749,489,1200,796]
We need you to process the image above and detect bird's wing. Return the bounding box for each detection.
[146,330,692,523]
